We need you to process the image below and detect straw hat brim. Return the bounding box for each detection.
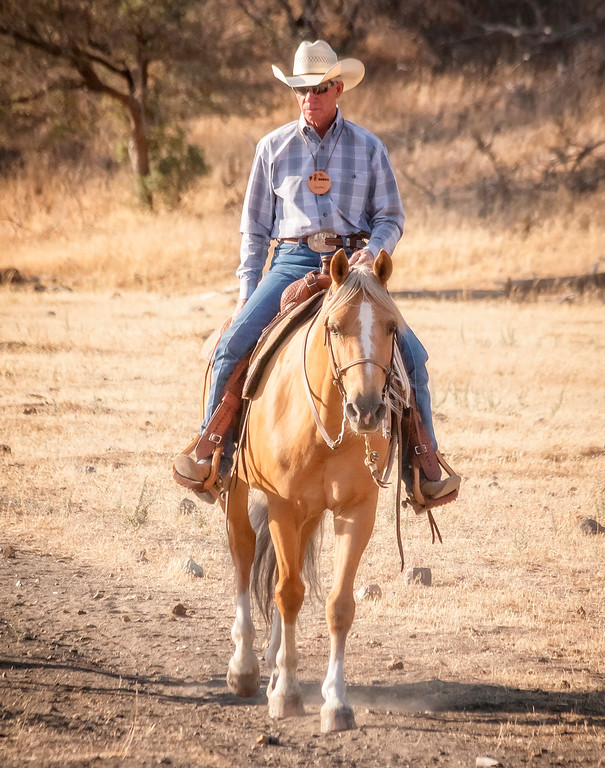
[272,58,365,92]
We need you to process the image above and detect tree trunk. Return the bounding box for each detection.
[128,97,152,209]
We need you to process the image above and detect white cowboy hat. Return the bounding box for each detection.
[272,40,365,92]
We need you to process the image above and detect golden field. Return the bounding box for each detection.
[1,285,604,765]
[1,288,604,688]
[1,58,604,293]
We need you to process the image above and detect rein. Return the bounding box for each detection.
[302,312,347,449]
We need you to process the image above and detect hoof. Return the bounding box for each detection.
[321,703,356,732]
[268,691,305,719]
[226,666,261,698]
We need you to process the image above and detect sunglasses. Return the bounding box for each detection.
[292,81,336,97]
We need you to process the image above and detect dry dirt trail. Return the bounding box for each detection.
[1,544,603,768]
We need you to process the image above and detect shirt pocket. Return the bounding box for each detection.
[330,170,371,222]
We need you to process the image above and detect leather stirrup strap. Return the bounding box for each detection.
[195,351,251,460]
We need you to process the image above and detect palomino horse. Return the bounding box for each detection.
[222,249,409,732]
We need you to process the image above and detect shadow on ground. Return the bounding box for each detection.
[2,655,603,721]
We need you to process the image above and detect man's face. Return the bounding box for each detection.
[295,80,345,133]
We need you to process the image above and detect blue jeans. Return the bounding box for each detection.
[202,242,437,459]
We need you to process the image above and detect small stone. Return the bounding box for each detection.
[579,517,605,535]
[182,558,204,577]
[171,603,188,617]
[136,549,149,563]
[179,498,197,515]
[476,758,503,768]
[388,660,404,671]
[256,734,279,746]
[355,583,382,602]
[2,545,16,559]
[0,444,11,455]
[121,615,131,623]
[403,567,432,586]
[92,591,104,599]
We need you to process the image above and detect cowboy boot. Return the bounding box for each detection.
[401,404,461,509]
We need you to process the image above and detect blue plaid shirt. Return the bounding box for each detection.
[237,109,405,299]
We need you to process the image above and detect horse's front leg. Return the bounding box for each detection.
[265,606,281,698]
[266,508,306,718]
[226,481,261,698]
[321,503,376,732]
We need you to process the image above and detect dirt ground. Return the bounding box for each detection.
[1,288,604,767]
[2,546,604,768]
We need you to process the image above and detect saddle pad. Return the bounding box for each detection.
[242,291,326,400]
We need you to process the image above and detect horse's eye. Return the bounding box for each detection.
[387,322,397,336]
[328,323,340,336]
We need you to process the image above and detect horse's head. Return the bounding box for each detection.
[324,249,404,435]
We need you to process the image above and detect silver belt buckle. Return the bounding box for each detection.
[307,231,337,253]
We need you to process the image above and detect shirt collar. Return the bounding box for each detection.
[298,108,343,143]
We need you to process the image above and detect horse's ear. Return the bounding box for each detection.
[330,248,349,286]
[373,249,393,286]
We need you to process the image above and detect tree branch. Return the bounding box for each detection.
[0,24,132,102]
[4,78,85,105]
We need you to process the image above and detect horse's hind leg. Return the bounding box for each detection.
[321,505,376,732]
[226,480,261,698]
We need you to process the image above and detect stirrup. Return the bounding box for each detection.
[410,451,459,510]
[173,435,224,495]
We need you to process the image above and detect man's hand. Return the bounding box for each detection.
[233,298,248,320]
[349,247,374,266]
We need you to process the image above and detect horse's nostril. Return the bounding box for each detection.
[345,402,359,421]
[375,402,386,422]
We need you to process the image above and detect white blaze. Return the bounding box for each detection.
[358,299,375,358]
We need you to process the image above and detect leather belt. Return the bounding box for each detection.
[278,231,369,254]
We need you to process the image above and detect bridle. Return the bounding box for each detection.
[324,317,395,401]
[301,297,396,477]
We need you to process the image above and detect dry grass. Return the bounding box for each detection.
[1,288,604,701]
[1,61,604,292]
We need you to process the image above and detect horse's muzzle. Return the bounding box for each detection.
[345,396,386,434]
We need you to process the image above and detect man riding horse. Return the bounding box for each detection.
[174,39,460,506]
